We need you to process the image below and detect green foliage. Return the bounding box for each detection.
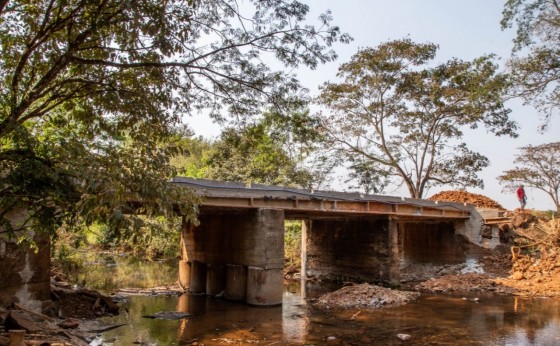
[284,220,302,269]
[318,39,517,198]
[502,0,560,128]
[201,107,335,188]
[204,125,307,186]
[0,0,349,238]
[170,131,212,179]
[498,142,560,211]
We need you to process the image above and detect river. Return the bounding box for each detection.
[79,255,560,345]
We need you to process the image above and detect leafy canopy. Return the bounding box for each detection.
[502,0,560,128]
[0,0,350,237]
[201,108,324,188]
[498,142,560,212]
[318,39,517,198]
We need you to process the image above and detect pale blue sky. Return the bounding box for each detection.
[190,1,559,210]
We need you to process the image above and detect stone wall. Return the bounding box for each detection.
[0,208,51,310]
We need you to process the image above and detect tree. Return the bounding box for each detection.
[204,122,312,187]
[502,0,560,129]
[317,39,517,199]
[0,0,350,237]
[498,142,560,211]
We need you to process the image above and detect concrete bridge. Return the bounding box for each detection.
[174,177,498,306]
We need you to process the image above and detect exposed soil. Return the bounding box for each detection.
[428,190,505,209]
[316,190,559,308]
[415,209,560,297]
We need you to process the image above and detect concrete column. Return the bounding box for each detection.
[225,264,247,301]
[206,264,226,296]
[184,208,284,304]
[301,220,310,280]
[241,209,284,305]
[178,260,191,290]
[246,266,283,305]
[388,218,401,284]
[189,261,207,293]
[178,218,192,289]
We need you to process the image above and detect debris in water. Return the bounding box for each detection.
[315,283,420,309]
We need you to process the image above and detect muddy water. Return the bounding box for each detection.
[86,258,560,345]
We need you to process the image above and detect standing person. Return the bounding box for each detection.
[516,185,527,211]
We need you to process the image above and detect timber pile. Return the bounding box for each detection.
[428,190,505,210]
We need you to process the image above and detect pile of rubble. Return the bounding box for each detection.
[315,283,419,309]
[0,279,121,345]
[416,209,560,297]
[428,190,505,209]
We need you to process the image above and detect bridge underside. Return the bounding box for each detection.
[179,207,468,305]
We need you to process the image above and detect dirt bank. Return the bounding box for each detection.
[415,206,560,297]
[428,190,505,209]
[0,273,121,345]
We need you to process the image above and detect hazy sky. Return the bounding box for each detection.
[190,1,559,211]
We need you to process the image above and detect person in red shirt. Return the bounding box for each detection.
[516,185,527,211]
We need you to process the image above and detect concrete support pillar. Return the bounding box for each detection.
[388,218,401,284]
[225,264,247,301]
[301,220,310,280]
[178,260,191,290]
[190,261,207,293]
[182,208,284,305]
[246,266,283,305]
[178,217,192,289]
[206,264,226,296]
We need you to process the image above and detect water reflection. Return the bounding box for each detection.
[65,253,178,292]
[97,282,560,345]
[83,259,560,345]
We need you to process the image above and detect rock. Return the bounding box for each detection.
[511,212,536,228]
[58,318,80,329]
[142,311,192,320]
[4,311,43,333]
[511,271,524,280]
[397,333,411,341]
[327,336,337,341]
[480,226,493,239]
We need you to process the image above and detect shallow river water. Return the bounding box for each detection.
[84,257,560,345]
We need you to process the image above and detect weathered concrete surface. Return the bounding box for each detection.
[246,267,283,305]
[302,217,399,283]
[225,264,247,301]
[455,206,501,249]
[206,264,226,296]
[189,260,207,293]
[0,208,51,310]
[182,209,284,304]
[178,260,191,289]
[186,209,284,269]
[398,221,466,265]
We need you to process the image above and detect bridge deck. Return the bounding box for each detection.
[173,178,471,220]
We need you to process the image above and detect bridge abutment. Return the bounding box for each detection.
[180,208,284,305]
